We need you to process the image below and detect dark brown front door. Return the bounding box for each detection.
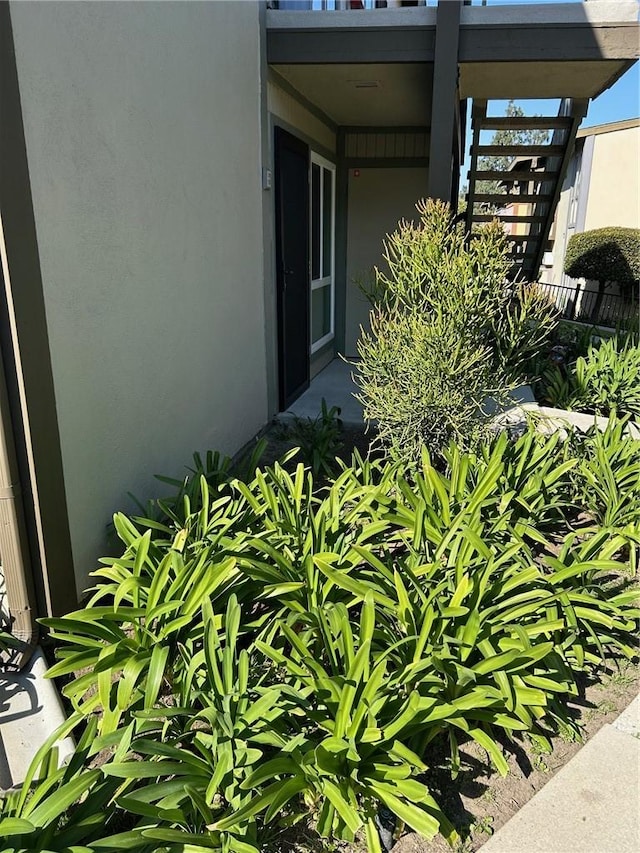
[274,126,310,410]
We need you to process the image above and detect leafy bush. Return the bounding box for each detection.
[564,227,640,287]
[0,715,128,852]
[278,398,343,478]
[355,199,556,466]
[565,417,640,531]
[564,227,640,323]
[539,335,640,418]
[31,426,640,852]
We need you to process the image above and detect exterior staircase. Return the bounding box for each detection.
[465,98,588,282]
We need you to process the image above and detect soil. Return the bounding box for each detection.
[391,662,639,853]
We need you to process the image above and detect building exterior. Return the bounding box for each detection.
[541,117,640,323]
[0,0,637,626]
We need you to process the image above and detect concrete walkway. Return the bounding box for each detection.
[281,360,539,428]
[479,695,640,853]
[282,358,364,425]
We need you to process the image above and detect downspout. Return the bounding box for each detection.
[0,335,37,669]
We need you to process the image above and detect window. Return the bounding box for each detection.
[310,153,335,354]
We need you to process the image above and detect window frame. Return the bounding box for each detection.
[309,152,336,355]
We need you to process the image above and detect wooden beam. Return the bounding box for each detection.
[475,144,564,157]
[472,193,551,205]
[479,116,570,131]
[267,25,436,64]
[427,0,462,203]
[471,169,558,183]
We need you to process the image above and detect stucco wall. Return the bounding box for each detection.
[545,123,639,294]
[344,167,428,356]
[584,126,640,231]
[10,1,267,593]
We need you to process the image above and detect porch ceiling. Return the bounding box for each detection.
[459,59,634,101]
[272,63,433,127]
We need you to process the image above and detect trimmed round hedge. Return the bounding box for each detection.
[564,226,640,285]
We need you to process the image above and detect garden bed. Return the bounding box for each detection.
[2,204,638,853]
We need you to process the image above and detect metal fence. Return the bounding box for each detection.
[539,282,640,328]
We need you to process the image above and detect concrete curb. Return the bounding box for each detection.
[478,695,640,853]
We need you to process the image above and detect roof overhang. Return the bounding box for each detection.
[267,2,638,102]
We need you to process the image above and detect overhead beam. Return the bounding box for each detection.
[267,4,638,67]
[267,21,436,64]
[458,1,639,62]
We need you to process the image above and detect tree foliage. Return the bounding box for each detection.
[564,227,640,286]
[564,226,640,322]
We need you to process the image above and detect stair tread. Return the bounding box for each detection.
[471,214,546,223]
[471,193,552,205]
[478,116,571,131]
[476,144,564,157]
[469,169,559,183]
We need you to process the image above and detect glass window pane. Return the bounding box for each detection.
[311,285,332,344]
[322,167,333,278]
[311,163,321,281]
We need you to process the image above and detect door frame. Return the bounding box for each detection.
[310,151,336,355]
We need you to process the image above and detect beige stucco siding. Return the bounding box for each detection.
[584,126,640,231]
[10,0,267,593]
[345,167,428,357]
[268,79,337,155]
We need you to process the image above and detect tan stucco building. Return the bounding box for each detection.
[543,117,640,288]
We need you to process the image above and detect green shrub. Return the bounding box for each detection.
[564,227,640,324]
[0,715,130,852]
[565,417,640,531]
[32,427,640,853]
[279,398,343,478]
[539,335,640,418]
[564,227,640,286]
[355,199,556,466]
